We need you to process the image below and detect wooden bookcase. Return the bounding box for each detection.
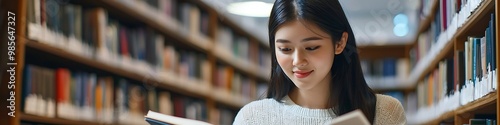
[362,0,499,124]
[392,0,500,125]
[0,0,270,125]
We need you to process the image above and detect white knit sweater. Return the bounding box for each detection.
[233,94,406,125]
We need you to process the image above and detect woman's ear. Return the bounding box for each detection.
[334,32,348,54]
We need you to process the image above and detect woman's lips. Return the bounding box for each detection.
[293,70,313,78]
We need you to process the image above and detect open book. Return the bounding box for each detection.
[328,109,370,125]
[145,109,369,125]
[144,110,213,125]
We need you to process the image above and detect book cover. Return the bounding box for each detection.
[144,110,212,125]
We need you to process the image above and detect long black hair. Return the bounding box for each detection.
[266,0,377,124]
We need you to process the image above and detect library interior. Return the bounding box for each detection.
[0,0,498,124]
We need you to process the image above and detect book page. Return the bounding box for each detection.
[328,109,370,125]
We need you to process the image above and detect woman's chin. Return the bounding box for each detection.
[292,80,315,90]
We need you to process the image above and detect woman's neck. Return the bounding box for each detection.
[288,83,330,109]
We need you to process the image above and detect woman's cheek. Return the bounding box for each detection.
[276,54,291,71]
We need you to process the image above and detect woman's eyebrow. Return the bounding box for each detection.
[301,37,322,42]
[275,39,290,43]
[275,37,323,43]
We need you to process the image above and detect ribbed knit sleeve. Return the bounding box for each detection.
[233,101,255,125]
[374,94,406,125]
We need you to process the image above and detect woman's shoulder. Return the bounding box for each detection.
[375,94,401,104]
[374,94,406,125]
[374,94,404,112]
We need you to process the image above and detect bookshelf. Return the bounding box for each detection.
[404,0,499,124]
[407,0,495,89]
[358,0,498,124]
[1,0,271,125]
[21,113,102,125]
[421,92,497,125]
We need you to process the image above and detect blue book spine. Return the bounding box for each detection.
[472,38,477,84]
[22,65,32,110]
[382,58,396,77]
[78,73,84,108]
[491,13,496,70]
[486,25,491,72]
[81,73,87,107]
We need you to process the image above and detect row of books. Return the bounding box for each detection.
[217,24,270,67]
[407,33,497,125]
[213,63,268,102]
[361,58,410,78]
[21,64,243,124]
[26,0,269,99]
[360,58,410,88]
[467,119,497,125]
[211,107,238,125]
[120,0,273,72]
[22,64,159,124]
[407,9,496,123]
[415,58,457,109]
[120,0,210,38]
[408,83,495,124]
[399,0,496,123]
[26,0,271,80]
[410,0,488,69]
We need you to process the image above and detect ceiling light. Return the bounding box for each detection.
[393,24,409,37]
[227,1,273,17]
[393,13,408,25]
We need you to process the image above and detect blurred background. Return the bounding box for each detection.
[0,0,498,125]
[203,0,420,46]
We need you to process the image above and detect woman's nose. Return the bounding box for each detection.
[292,50,308,67]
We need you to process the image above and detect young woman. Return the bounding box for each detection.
[233,0,406,125]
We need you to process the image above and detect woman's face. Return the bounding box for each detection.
[274,20,336,90]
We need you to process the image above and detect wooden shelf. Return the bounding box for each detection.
[406,0,494,88]
[425,110,456,125]
[357,44,409,59]
[421,92,497,125]
[21,113,105,125]
[456,92,497,115]
[25,40,248,108]
[213,88,250,109]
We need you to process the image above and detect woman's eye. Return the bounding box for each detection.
[306,46,320,51]
[279,48,292,52]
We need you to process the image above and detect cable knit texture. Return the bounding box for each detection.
[233,94,406,125]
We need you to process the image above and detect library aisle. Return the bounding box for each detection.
[0,0,498,125]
